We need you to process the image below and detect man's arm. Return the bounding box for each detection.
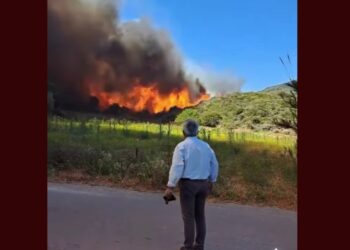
[209,148,219,183]
[167,144,185,188]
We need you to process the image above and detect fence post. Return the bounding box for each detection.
[158,123,163,139]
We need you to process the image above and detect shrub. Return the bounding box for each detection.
[200,113,222,127]
[252,117,261,124]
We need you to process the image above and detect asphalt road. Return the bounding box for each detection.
[48,182,297,250]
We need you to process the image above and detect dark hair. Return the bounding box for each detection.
[183,119,199,137]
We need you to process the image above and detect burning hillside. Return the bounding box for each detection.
[89,83,209,114]
[48,0,210,115]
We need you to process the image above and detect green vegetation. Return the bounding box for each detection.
[48,117,297,209]
[273,80,297,133]
[176,84,295,133]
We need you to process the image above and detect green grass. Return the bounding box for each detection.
[48,117,297,209]
[49,117,295,147]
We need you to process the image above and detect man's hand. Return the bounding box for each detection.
[164,187,174,197]
[163,187,176,204]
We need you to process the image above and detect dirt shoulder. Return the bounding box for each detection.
[48,169,296,211]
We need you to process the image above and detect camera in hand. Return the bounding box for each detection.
[163,193,176,204]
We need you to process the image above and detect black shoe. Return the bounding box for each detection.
[193,245,204,250]
[179,247,193,250]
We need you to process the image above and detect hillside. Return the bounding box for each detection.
[175,83,295,133]
[260,83,293,93]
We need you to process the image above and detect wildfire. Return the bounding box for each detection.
[89,84,210,114]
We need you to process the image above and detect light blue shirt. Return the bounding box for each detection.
[167,136,219,187]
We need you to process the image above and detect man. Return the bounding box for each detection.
[164,119,219,250]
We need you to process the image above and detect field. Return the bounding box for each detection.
[48,116,297,210]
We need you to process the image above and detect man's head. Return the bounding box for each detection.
[182,119,199,137]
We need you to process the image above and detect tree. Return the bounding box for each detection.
[274,55,297,163]
[273,80,297,133]
[274,55,297,133]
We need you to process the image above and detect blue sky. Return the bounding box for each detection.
[118,0,297,92]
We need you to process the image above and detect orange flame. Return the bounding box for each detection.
[89,84,210,114]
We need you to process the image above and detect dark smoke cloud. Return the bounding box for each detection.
[48,0,206,111]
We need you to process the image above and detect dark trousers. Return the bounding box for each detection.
[179,179,210,250]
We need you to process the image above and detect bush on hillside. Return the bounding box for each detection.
[200,113,223,127]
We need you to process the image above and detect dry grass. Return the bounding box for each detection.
[48,169,296,210]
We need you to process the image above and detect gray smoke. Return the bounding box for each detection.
[48,0,206,111]
[185,60,244,96]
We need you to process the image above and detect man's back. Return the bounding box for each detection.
[179,137,215,180]
[167,136,218,188]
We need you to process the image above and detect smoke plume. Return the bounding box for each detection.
[185,60,244,96]
[48,0,207,112]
